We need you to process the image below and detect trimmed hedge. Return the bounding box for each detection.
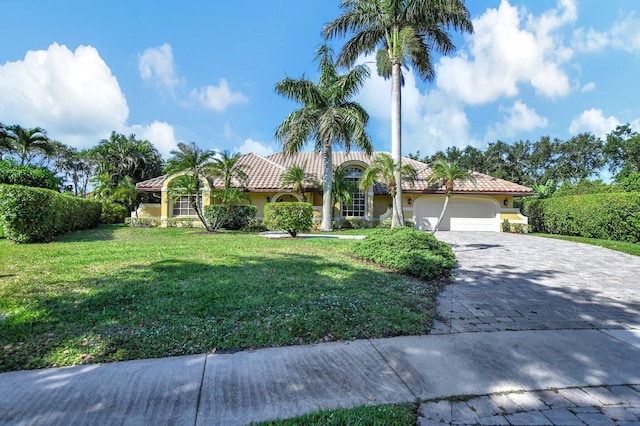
[352,228,456,280]
[263,202,313,237]
[0,184,102,243]
[222,205,257,230]
[0,159,60,190]
[524,192,640,243]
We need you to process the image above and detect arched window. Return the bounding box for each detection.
[342,167,365,217]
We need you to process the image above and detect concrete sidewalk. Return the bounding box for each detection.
[1,328,639,425]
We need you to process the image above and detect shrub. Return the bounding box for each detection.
[129,217,161,228]
[0,184,101,243]
[166,218,196,228]
[510,223,528,234]
[263,202,313,237]
[240,218,268,232]
[524,192,640,243]
[352,228,456,280]
[620,173,640,192]
[223,205,257,230]
[522,199,545,233]
[554,179,616,197]
[0,159,60,190]
[100,201,128,224]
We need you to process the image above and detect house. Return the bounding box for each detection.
[135,151,534,232]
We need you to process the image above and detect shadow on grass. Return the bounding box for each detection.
[0,251,442,372]
[54,224,125,243]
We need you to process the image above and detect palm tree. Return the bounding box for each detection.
[359,153,417,216]
[278,162,320,202]
[331,165,359,222]
[4,125,54,164]
[0,122,9,160]
[165,142,217,231]
[324,0,473,227]
[427,160,476,234]
[275,45,373,232]
[209,149,249,191]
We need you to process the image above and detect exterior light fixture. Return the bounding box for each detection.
[503,199,508,206]
[408,198,413,205]
[266,196,271,202]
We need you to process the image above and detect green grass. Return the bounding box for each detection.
[0,225,444,372]
[530,233,640,256]
[257,403,417,425]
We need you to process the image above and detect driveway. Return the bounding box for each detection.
[433,232,640,334]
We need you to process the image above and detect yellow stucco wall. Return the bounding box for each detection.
[137,204,162,218]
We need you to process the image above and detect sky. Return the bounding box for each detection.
[1,0,640,160]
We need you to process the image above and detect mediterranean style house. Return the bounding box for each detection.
[135,151,533,232]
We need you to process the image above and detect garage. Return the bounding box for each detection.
[413,196,499,232]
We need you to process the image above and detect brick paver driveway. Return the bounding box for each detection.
[432,232,640,334]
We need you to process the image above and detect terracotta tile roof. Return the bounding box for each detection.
[135,151,534,196]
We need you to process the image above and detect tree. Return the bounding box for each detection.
[427,160,475,234]
[3,125,53,165]
[209,149,249,191]
[331,165,360,222]
[604,124,640,180]
[324,0,473,227]
[165,142,217,231]
[278,162,319,202]
[359,153,417,210]
[554,133,604,183]
[275,45,373,232]
[0,123,9,160]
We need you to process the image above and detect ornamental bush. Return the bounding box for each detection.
[352,227,456,280]
[0,159,60,190]
[263,202,313,237]
[523,192,640,243]
[0,184,101,243]
[222,205,257,230]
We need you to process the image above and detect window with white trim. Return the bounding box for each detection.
[172,195,202,216]
[342,167,365,217]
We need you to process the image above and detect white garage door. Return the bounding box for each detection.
[413,196,499,232]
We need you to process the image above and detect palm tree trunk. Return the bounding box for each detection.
[432,194,451,234]
[391,60,404,227]
[320,145,333,232]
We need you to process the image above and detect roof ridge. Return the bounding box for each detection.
[245,152,286,170]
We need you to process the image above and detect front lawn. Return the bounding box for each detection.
[0,226,444,372]
[530,233,640,256]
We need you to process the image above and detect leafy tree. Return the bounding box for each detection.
[275,45,373,232]
[279,162,319,202]
[3,125,53,165]
[554,133,604,183]
[604,124,640,180]
[165,142,217,231]
[427,160,475,234]
[359,153,417,206]
[528,136,559,184]
[209,149,249,191]
[331,165,359,222]
[554,179,615,197]
[324,0,473,227]
[0,123,9,160]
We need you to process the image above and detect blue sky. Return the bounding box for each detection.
[1,0,640,160]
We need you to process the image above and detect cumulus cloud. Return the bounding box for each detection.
[569,108,620,139]
[137,43,182,94]
[126,121,179,157]
[189,79,248,112]
[485,101,548,141]
[0,43,129,148]
[436,0,574,104]
[581,82,596,92]
[234,138,275,157]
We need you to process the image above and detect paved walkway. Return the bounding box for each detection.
[1,232,639,425]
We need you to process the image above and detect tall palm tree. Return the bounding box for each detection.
[4,125,54,165]
[427,160,476,234]
[278,162,319,202]
[0,123,9,160]
[209,149,249,191]
[165,142,217,231]
[275,45,373,231]
[359,153,417,212]
[324,0,473,227]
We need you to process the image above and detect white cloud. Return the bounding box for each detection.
[189,79,248,112]
[126,121,179,157]
[234,138,275,156]
[0,43,129,148]
[137,43,182,94]
[573,12,640,53]
[436,0,574,104]
[569,108,620,139]
[485,100,548,141]
[581,81,596,92]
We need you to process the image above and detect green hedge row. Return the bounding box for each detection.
[0,184,102,243]
[524,192,640,243]
[0,159,60,190]
[352,227,456,280]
